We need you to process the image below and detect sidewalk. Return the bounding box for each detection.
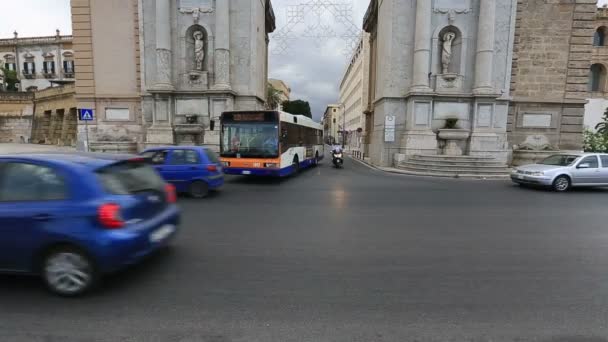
[0,143,76,154]
[347,152,510,180]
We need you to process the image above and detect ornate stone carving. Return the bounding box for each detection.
[441,31,456,74]
[214,49,230,89]
[193,30,205,70]
[179,7,214,23]
[433,8,470,25]
[156,48,172,86]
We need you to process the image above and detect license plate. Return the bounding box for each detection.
[242,170,251,175]
[517,174,524,180]
[150,224,175,243]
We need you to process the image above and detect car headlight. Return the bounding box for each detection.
[531,171,544,176]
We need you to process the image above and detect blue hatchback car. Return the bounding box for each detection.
[0,153,180,296]
[141,146,224,198]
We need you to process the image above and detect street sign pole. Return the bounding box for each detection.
[85,119,89,152]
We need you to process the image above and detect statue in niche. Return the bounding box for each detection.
[193,30,205,71]
[441,31,456,74]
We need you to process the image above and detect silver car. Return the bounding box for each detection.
[511,153,608,192]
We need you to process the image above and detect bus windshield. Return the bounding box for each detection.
[221,123,279,158]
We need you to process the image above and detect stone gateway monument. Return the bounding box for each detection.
[142,0,276,148]
[362,0,595,169]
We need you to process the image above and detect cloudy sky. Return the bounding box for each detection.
[2,0,607,120]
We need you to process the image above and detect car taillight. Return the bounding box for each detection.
[207,165,218,172]
[165,183,177,203]
[98,203,124,229]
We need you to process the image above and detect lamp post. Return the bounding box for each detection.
[339,102,346,148]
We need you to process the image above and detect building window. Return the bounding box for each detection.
[589,63,607,92]
[43,61,55,75]
[594,27,607,47]
[63,60,74,73]
[3,54,16,71]
[22,61,35,77]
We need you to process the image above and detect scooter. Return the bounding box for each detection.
[332,151,344,168]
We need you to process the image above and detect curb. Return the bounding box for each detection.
[349,155,511,180]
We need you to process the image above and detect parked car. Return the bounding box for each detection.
[511,153,608,191]
[140,146,224,198]
[0,153,180,296]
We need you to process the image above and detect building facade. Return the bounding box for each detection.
[141,0,276,149]
[585,6,608,130]
[70,0,275,152]
[338,33,370,155]
[362,0,595,168]
[323,104,341,145]
[509,0,595,165]
[268,78,291,110]
[0,31,74,92]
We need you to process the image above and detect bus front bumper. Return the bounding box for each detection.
[223,166,294,177]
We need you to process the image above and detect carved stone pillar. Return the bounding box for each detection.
[154,0,173,90]
[213,0,231,90]
[473,0,496,94]
[410,0,432,93]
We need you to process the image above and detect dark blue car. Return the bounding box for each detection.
[0,153,180,296]
[141,146,224,198]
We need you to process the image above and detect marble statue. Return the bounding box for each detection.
[441,31,456,74]
[193,30,205,71]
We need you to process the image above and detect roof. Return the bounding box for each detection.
[0,152,137,170]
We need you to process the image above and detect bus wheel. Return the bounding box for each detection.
[292,156,300,174]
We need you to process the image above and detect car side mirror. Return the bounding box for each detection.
[578,163,590,169]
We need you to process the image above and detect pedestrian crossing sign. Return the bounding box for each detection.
[79,109,94,121]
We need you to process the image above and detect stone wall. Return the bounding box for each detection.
[0,92,34,143]
[31,84,77,146]
[508,0,596,151]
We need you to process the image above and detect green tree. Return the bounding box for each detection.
[282,99,312,118]
[2,68,18,92]
[584,128,608,153]
[595,107,608,135]
[266,83,282,110]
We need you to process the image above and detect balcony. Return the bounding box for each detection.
[22,71,36,79]
[42,71,56,79]
[62,70,74,79]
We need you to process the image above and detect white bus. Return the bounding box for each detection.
[219,111,324,177]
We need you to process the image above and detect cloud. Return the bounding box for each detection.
[269,0,368,121]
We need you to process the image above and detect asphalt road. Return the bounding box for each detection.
[1,154,608,341]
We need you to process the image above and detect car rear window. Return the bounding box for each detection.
[96,161,165,195]
[204,149,220,164]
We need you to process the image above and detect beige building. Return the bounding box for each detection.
[338,33,370,156]
[322,104,341,145]
[268,78,291,110]
[0,31,74,92]
[585,6,608,130]
[71,0,144,153]
[31,84,78,146]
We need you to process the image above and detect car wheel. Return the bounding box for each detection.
[552,175,571,192]
[43,247,96,297]
[189,180,209,198]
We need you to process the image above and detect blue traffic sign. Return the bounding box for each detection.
[79,109,94,121]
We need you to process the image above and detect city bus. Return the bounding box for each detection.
[219,110,324,176]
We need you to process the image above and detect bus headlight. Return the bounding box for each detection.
[222,161,230,167]
[265,163,278,168]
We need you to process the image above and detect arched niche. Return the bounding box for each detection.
[437,25,463,75]
[185,25,209,72]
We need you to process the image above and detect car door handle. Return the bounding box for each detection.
[33,214,53,221]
